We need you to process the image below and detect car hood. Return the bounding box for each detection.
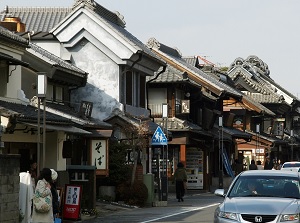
[220,197,300,214]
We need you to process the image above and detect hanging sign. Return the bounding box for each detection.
[63,184,82,220]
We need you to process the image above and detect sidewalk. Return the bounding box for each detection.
[64,190,211,222]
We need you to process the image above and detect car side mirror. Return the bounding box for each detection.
[215,189,225,197]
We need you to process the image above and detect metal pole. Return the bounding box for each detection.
[291,130,294,161]
[218,116,223,189]
[221,124,224,172]
[37,98,41,174]
[42,98,46,168]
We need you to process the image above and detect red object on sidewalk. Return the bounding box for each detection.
[63,185,82,220]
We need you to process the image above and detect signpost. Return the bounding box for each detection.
[151,126,168,201]
[63,184,82,221]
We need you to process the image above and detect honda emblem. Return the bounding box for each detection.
[255,216,262,222]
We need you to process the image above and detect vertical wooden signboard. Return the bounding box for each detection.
[63,184,82,220]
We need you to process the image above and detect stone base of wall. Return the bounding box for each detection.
[0,154,20,223]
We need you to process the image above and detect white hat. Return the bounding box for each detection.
[51,169,58,181]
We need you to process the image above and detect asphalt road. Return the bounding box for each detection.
[85,192,223,223]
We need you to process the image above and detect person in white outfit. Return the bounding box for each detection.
[32,168,53,223]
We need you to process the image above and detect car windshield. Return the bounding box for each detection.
[282,163,300,168]
[227,175,300,198]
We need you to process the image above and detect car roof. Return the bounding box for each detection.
[239,170,300,177]
[282,161,300,164]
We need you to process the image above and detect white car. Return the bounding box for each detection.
[214,170,300,223]
[281,161,300,172]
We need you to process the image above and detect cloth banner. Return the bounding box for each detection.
[222,149,235,178]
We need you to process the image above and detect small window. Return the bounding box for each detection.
[46,85,53,100]
[46,84,63,102]
[56,86,63,102]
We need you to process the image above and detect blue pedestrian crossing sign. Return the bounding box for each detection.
[151,126,168,145]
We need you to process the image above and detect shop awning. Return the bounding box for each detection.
[21,122,91,135]
[213,125,252,141]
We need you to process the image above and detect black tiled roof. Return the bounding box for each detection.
[104,108,168,135]
[1,7,72,32]
[0,26,28,46]
[2,2,164,65]
[0,100,71,123]
[146,37,243,98]
[46,102,111,128]
[155,117,202,132]
[147,65,200,87]
[28,42,87,76]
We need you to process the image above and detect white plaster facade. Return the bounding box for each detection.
[46,4,164,120]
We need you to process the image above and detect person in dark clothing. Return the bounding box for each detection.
[29,159,38,188]
[173,162,187,202]
[264,157,273,170]
[50,169,60,218]
[249,159,258,170]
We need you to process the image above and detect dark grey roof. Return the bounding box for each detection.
[228,55,299,103]
[213,125,252,141]
[183,56,198,67]
[146,38,243,98]
[0,99,70,124]
[146,38,276,116]
[2,2,164,65]
[1,1,125,31]
[0,25,28,46]
[46,102,111,128]
[104,108,167,135]
[147,65,200,87]
[146,64,217,101]
[28,42,87,76]
[1,7,71,32]
[243,92,290,105]
[18,31,57,40]
[212,125,252,141]
[241,94,276,116]
[155,117,202,132]
[72,0,126,27]
[246,130,288,145]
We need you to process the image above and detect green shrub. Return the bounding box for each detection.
[108,141,131,186]
[116,180,148,207]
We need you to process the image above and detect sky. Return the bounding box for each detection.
[1,0,300,97]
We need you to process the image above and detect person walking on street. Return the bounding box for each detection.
[174,162,187,202]
[32,168,53,223]
[249,160,258,170]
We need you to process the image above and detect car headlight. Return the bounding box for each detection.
[280,213,299,221]
[218,211,238,221]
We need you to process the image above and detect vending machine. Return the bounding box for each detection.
[185,147,203,189]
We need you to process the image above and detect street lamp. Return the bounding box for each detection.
[37,72,47,172]
[218,116,223,189]
[161,103,168,201]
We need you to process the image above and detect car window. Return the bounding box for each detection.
[227,175,300,198]
[282,163,300,168]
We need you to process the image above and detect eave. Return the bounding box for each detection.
[151,49,223,97]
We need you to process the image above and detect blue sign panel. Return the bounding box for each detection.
[151,126,168,146]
